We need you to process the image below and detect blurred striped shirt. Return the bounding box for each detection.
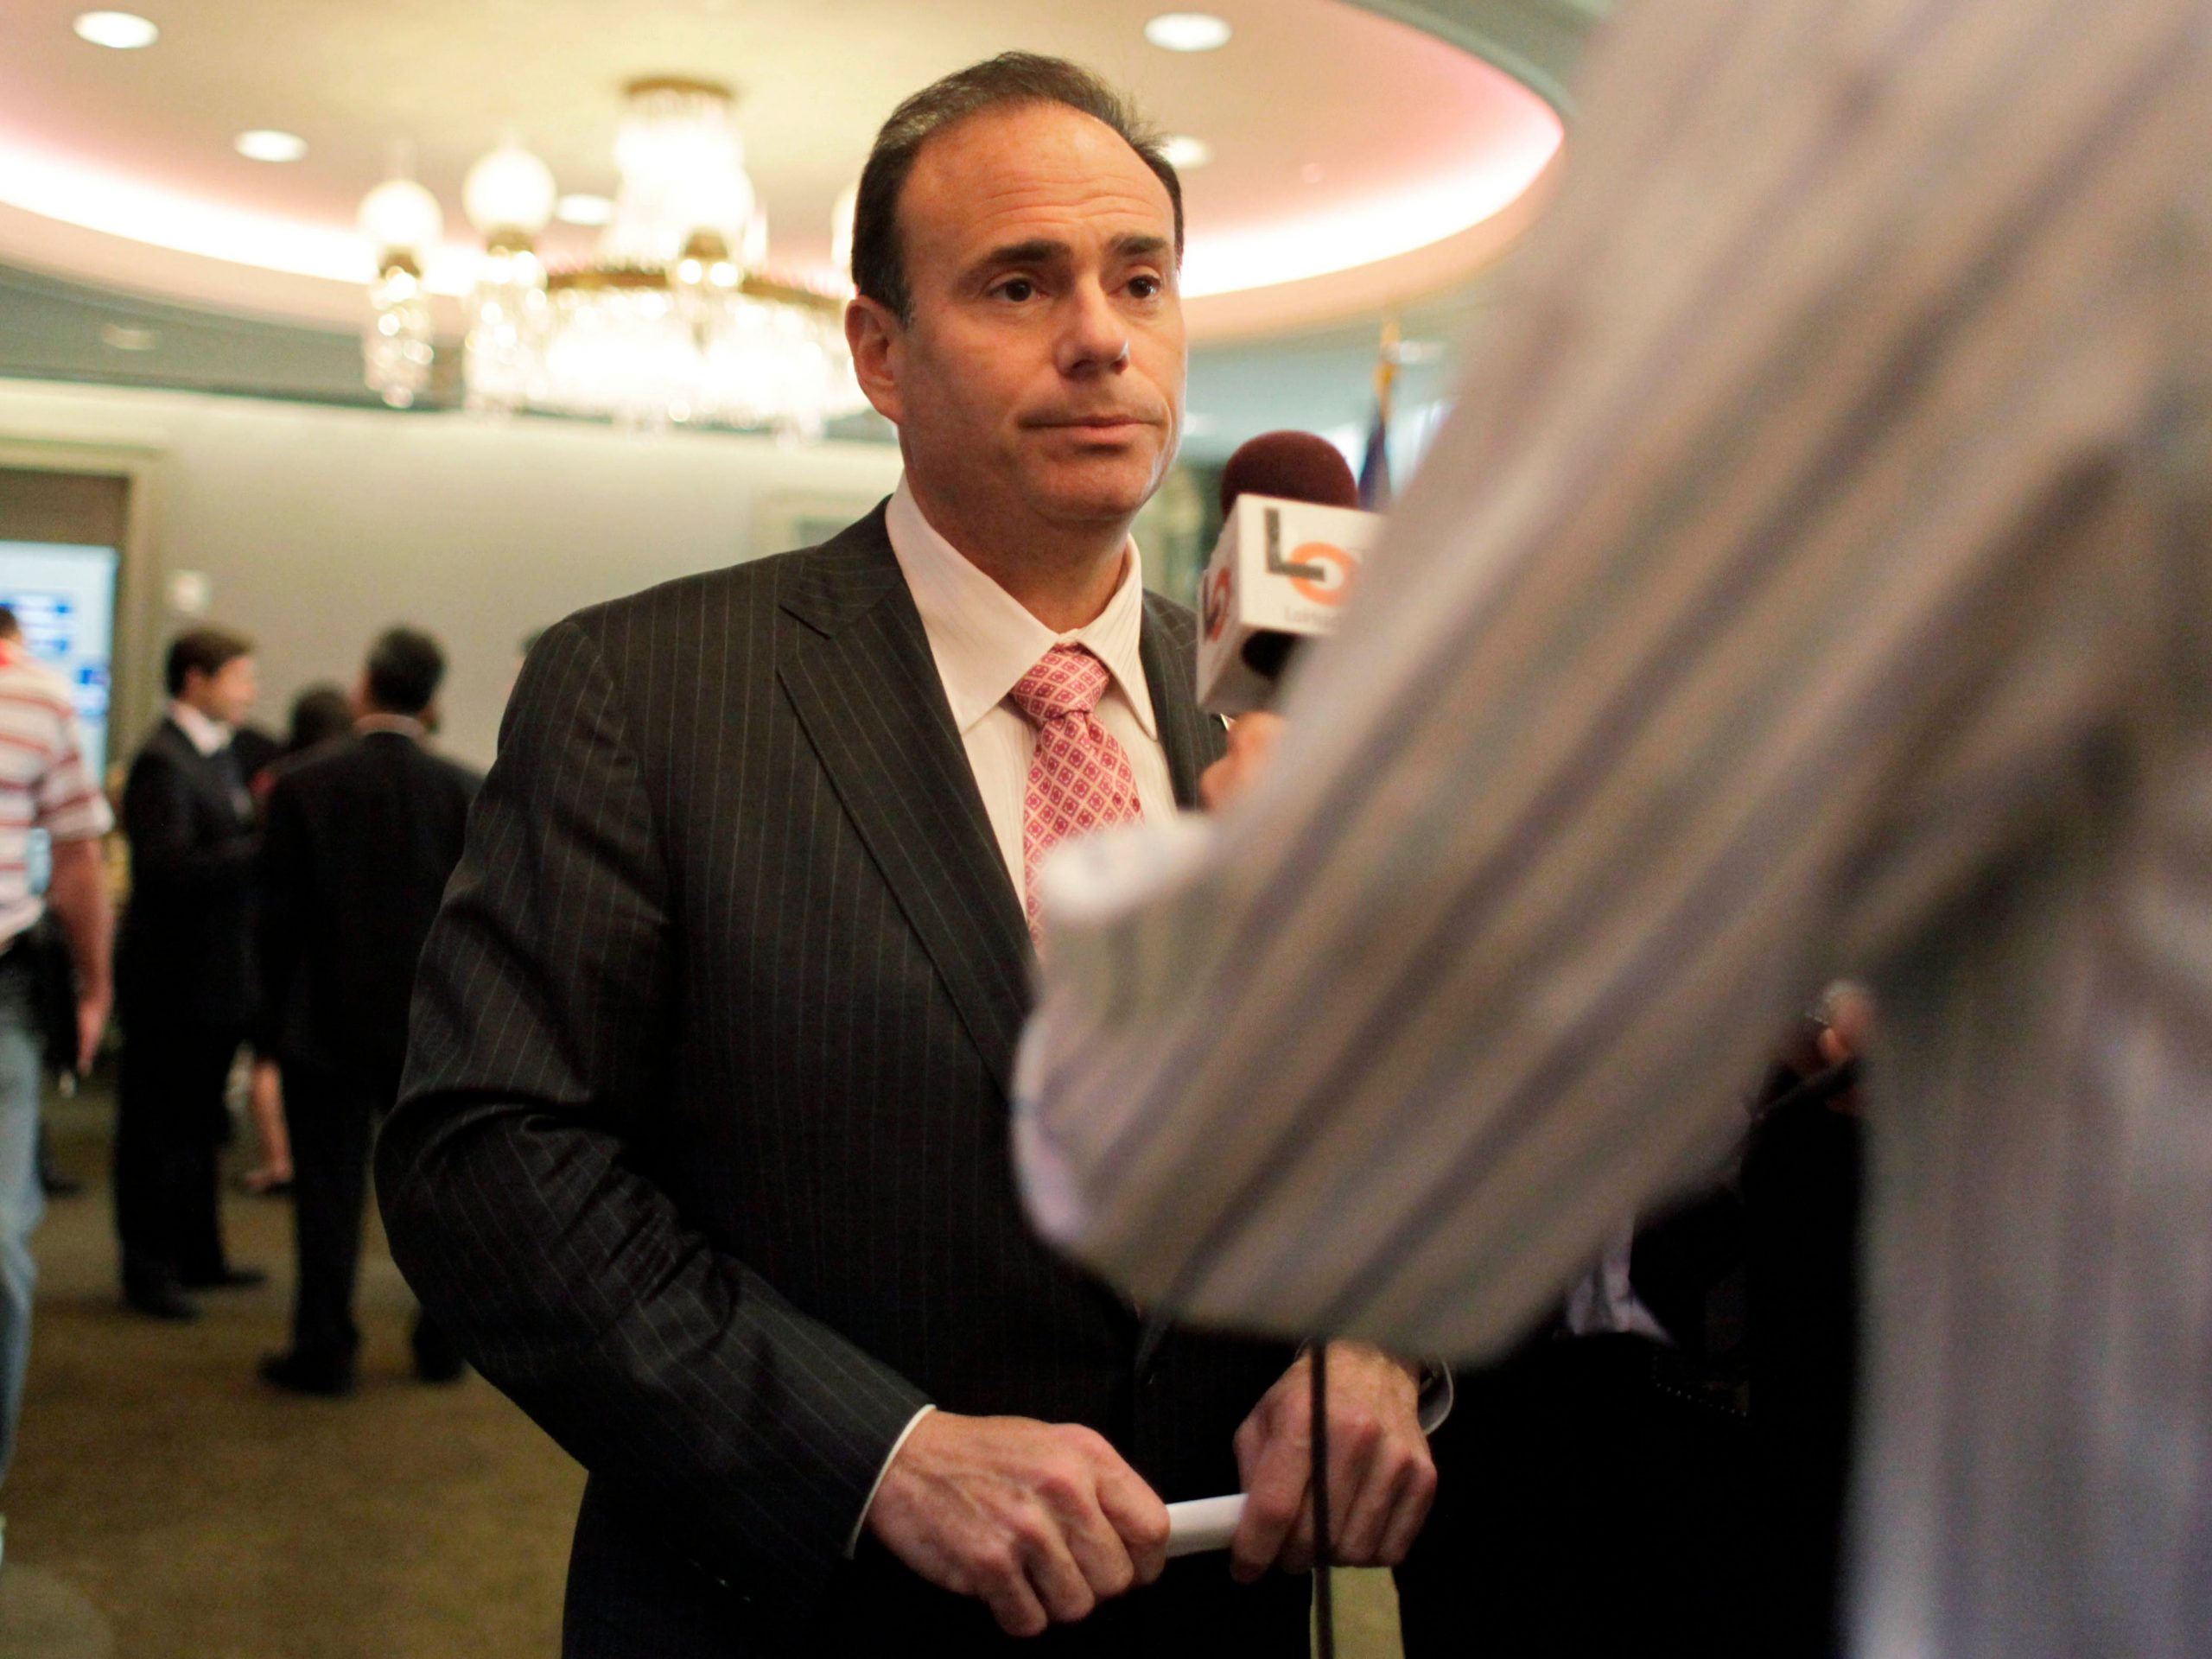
[0,641,112,942]
[1014,0,2212,1652]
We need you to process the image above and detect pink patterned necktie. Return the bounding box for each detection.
[1007,645,1144,943]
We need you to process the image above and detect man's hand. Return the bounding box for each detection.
[44,835,112,1076]
[864,1411,1170,1637]
[73,984,109,1075]
[1230,1342,1435,1582]
[1199,712,1286,813]
[1816,981,1875,1069]
[250,1057,283,1122]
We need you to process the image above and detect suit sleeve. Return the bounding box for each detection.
[251,776,308,1058]
[122,747,255,897]
[376,620,929,1616]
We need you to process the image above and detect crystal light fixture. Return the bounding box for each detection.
[359,77,863,437]
[357,175,443,408]
[459,141,556,415]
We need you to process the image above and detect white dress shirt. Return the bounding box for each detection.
[849,480,1177,1553]
[885,480,1176,905]
[167,699,232,758]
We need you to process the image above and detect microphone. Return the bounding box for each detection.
[1217,430,1361,515]
[1198,431,1384,714]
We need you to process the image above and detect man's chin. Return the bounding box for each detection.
[1035,488,1157,531]
[1028,459,1165,527]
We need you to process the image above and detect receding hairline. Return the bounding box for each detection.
[894,103,1184,263]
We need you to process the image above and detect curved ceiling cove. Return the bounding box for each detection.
[0,0,1565,340]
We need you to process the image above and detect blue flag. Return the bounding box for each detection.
[1358,400,1392,512]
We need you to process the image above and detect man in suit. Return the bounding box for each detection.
[255,627,479,1396]
[114,625,264,1319]
[380,54,1437,1656]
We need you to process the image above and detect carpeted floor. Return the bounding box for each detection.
[0,1078,1401,1658]
[0,1082,583,1659]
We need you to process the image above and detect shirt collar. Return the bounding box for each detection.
[885,478,1156,741]
[168,699,232,757]
[355,713,425,741]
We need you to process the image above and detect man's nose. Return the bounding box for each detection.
[1057,281,1130,377]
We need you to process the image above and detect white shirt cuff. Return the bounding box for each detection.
[847,1404,937,1559]
[1417,1363,1455,1435]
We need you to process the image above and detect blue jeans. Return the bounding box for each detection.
[0,956,45,1491]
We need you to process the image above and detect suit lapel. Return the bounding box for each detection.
[1139,594,1224,810]
[779,510,1034,1096]
[160,719,245,825]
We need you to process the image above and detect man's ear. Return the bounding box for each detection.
[846,296,905,428]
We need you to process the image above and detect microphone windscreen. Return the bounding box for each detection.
[1218,431,1361,515]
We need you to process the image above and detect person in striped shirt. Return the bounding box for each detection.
[1014,0,2212,1652]
[0,605,113,1565]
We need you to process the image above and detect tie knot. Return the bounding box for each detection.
[1009,645,1109,727]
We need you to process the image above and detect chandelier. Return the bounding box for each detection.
[358,78,867,439]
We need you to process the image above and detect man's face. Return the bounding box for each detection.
[851,102,1185,545]
[187,654,258,727]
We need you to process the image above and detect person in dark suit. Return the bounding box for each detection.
[227,721,281,795]
[235,680,359,1199]
[255,629,480,1396]
[379,54,1438,1657]
[114,625,265,1319]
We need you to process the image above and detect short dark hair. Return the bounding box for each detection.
[0,606,19,642]
[166,626,254,696]
[853,53,1183,322]
[283,683,353,753]
[363,626,446,716]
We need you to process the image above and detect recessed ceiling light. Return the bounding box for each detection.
[1144,12,1232,53]
[99,324,158,352]
[554,193,615,227]
[1160,135,1214,171]
[73,10,159,48]
[235,130,308,163]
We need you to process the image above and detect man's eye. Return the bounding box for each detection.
[996,278,1037,302]
[1129,275,1163,299]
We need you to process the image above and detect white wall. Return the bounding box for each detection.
[0,378,904,768]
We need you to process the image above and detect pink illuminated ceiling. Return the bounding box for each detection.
[0,0,1561,339]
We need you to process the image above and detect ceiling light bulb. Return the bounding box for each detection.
[555,193,615,227]
[1160,135,1214,171]
[235,130,308,163]
[358,177,445,257]
[464,143,557,237]
[1143,12,1232,52]
[73,11,159,48]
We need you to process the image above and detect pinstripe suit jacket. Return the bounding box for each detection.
[378,505,1307,1656]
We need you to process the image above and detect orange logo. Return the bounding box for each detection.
[1286,543,1357,607]
[1202,565,1233,641]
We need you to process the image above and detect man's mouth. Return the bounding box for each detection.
[1032,414,1156,434]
